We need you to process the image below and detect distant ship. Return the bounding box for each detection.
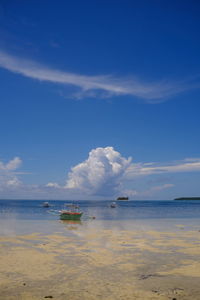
[117,197,129,201]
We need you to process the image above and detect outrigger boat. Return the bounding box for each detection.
[60,210,83,220]
[59,203,82,220]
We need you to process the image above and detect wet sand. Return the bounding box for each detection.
[1,223,200,299]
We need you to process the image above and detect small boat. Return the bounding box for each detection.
[42,202,50,207]
[110,202,117,208]
[60,210,83,220]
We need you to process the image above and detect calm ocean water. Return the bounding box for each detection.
[1,200,200,235]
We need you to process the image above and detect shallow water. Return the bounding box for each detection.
[1,199,200,235]
[1,200,200,299]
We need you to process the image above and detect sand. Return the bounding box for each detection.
[1,223,200,299]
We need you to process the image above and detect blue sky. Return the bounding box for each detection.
[0,0,200,200]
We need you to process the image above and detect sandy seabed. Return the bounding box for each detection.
[1,222,200,300]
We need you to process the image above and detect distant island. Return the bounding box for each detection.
[174,197,200,200]
[117,197,129,201]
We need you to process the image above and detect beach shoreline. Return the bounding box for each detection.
[1,226,200,300]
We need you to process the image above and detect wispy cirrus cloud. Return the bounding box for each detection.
[0,50,198,101]
[125,158,200,178]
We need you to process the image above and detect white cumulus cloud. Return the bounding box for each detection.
[65,147,132,196]
[0,157,22,191]
[45,182,60,188]
[0,156,22,171]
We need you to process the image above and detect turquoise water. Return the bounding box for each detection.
[0,200,200,235]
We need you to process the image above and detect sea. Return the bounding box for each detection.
[1,199,200,236]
